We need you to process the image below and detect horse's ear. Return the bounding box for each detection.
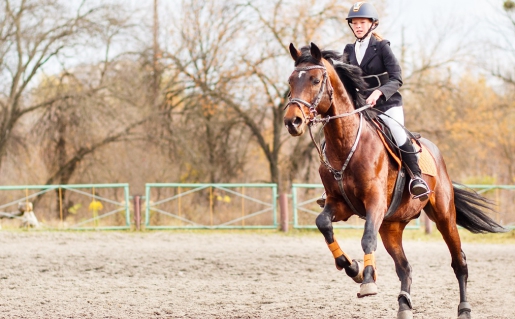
[310,42,322,61]
[289,43,301,61]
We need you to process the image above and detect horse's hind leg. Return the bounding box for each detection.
[379,221,413,319]
[316,204,362,282]
[426,200,471,319]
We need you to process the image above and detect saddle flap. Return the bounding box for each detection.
[373,121,402,170]
[369,115,436,177]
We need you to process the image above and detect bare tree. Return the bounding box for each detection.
[0,0,133,172]
[490,0,515,86]
[164,0,357,190]
[0,0,153,216]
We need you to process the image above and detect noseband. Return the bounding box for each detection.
[284,64,371,125]
[284,65,334,125]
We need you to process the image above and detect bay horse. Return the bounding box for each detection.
[283,43,506,319]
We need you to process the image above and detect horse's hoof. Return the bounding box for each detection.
[397,310,413,319]
[351,260,364,283]
[458,301,471,319]
[357,282,377,298]
[458,311,471,319]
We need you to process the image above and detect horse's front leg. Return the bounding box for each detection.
[358,199,386,298]
[315,200,362,282]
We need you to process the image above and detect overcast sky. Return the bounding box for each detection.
[59,0,514,86]
[379,0,511,84]
[383,0,500,46]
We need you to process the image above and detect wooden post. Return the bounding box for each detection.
[279,194,289,232]
[209,186,213,226]
[58,187,63,227]
[133,195,141,231]
[241,187,245,226]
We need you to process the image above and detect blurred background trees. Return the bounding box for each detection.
[1,0,514,196]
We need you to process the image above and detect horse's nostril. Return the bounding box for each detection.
[285,116,304,131]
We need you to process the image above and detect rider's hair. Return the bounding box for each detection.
[372,31,383,41]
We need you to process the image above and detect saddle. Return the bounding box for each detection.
[364,110,436,218]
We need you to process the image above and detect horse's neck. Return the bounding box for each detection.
[323,88,361,159]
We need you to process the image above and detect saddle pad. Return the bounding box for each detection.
[376,128,437,177]
[414,143,437,177]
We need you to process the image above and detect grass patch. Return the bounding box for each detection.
[282,227,515,244]
[2,225,514,244]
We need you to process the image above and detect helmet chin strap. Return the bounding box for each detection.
[349,23,377,42]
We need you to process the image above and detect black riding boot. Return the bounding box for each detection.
[399,140,430,201]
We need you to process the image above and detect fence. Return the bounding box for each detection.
[0,184,131,230]
[291,183,421,229]
[144,183,277,229]
[1,183,512,231]
[291,183,515,230]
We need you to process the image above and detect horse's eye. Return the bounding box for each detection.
[313,78,321,85]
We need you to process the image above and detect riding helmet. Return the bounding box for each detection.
[346,2,379,24]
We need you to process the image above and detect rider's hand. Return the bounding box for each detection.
[366,89,383,106]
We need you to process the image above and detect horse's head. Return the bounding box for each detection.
[284,42,334,136]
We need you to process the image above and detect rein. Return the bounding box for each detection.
[284,63,372,159]
[284,63,372,218]
[312,104,372,124]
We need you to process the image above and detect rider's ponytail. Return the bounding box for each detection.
[372,31,383,41]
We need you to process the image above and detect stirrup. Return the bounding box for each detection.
[409,177,430,201]
[316,192,326,208]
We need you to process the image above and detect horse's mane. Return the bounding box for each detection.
[295,47,367,109]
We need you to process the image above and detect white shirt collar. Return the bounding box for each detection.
[355,35,372,65]
[356,34,372,48]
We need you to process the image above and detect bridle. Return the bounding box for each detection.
[283,64,334,125]
[284,62,372,218]
[283,63,372,163]
[284,63,371,126]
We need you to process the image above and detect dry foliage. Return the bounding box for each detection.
[0,0,514,223]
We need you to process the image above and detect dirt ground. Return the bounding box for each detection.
[0,231,514,319]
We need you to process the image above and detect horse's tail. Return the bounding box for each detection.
[453,183,507,233]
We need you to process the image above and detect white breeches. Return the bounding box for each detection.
[378,106,407,146]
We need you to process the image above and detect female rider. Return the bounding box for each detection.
[347,1,429,200]
[319,1,429,206]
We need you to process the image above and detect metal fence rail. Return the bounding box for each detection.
[1,183,512,231]
[290,183,419,229]
[145,183,277,229]
[0,184,131,230]
[291,183,515,230]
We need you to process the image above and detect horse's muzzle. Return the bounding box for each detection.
[284,116,305,136]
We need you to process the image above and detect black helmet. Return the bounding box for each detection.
[346,2,379,24]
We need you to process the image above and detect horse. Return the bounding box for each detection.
[283,42,506,319]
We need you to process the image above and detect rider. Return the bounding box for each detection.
[318,1,429,206]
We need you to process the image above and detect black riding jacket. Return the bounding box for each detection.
[344,36,403,112]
